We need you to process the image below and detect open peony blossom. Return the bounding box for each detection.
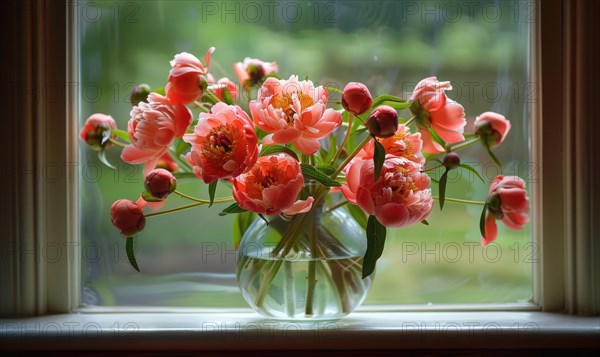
[232,155,314,216]
[250,75,342,154]
[342,156,433,227]
[166,48,214,105]
[356,124,425,166]
[80,113,117,151]
[184,103,258,184]
[482,175,529,246]
[121,93,192,176]
[475,111,511,148]
[110,199,145,237]
[234,57,278,88]
[410,76,466,154]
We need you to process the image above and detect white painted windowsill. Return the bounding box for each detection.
[1,310,598,351]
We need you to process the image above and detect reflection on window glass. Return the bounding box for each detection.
[79,0,533,307]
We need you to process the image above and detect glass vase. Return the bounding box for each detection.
[236,198,373,320]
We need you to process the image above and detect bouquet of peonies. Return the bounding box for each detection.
[81,47,529,281]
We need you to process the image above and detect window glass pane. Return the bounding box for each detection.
[79,0,532,307]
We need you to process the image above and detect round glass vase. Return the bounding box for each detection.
[236,197,373,320]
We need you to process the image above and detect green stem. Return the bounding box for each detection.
[305,210,318,316]
[173,190,233,203]
[324,200,348,214]
[422,164,444,173]
[432,196,485,205]
[330,113,354,164]
[449,137,481,152]
[168,147,193,172]
[108,138,127,148]
[192,101,211,113]
[144,196,234,218]
[283,261,296,317]
[403,116,416,127]
[204,89,221,104]
[331,134,372,179]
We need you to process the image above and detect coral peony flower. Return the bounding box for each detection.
[357,124,425,166]
[410,76,466,154]
[482,175,529,246]
[232,155,314,216]
[475,111,511,148]
[110,199,145,236]
[342,82,373,116]
[183,102,258,184]
[80,113,117,151]
[212,77,238,103]
[250,75,342,155]
[121,93,192,176]
[341,156,433,227]
[366,105,399,138]
[144,168,177,200]
[234,57,278,88]
[166,48,215,104]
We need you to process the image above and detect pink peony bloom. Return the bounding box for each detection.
[212,77,238,103]
[342,82,373,116]
[341,156,433,227]
[166,48,215,105]
[250,75,342,155]
[475,111,511,148]
[110,199,145,237]
[144,168,177,200]
[482,175,529,246]
[410,76,466,154]
[356,124,425,166]
[234,57,278,88]
[80,113,117,151]
[183,103,258,184]
[232,155,314,216]
[121,93,192,176]
[366,105,399,138]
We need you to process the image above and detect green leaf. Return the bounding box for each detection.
[233,211,257,248]
[346,204,368,230]
[459,163,485,183]
[371,95,407,108]
[421,219,429,225]
[141,191,163,202]
[126,237,140,272]
[259,145,299,161]
[326,132,338,163]
[208,180,218,207]
[379,101,411,110]
[362,215,387,279]
[98,150,115,169]
[480,202,489,238]
[439,168,449,210]
[219,202,248,216]
[153,87,166,96]
[373,138,385,181]
[315,163,336,175]
[175,138,191,158]
[300,164,342,187]
[485,144,502,168]
[112,129,131,142]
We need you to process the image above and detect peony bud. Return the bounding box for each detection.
[342,82,373,116]
[443,152,461,169]
[365,105,398,138]
[144,169,177,200]
[110,199,145,237]
[130,83,152,106]
[474,112,511,148]
[80,113,117,151]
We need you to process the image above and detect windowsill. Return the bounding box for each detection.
[1,310,598,351]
